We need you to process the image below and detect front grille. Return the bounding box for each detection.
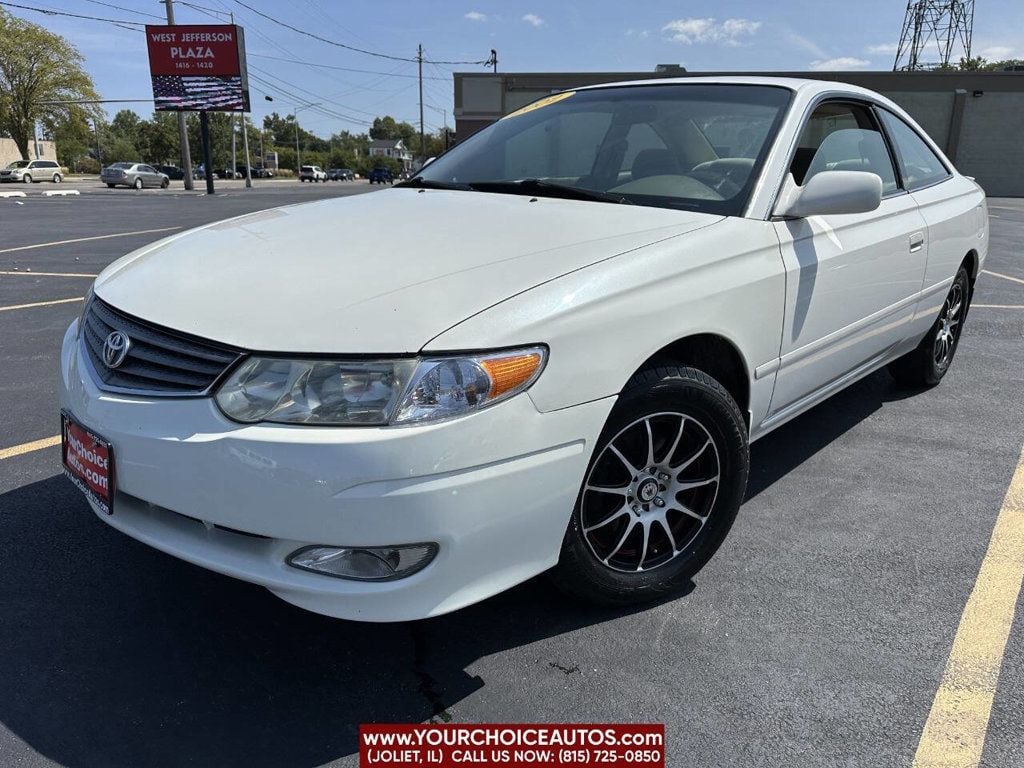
[81,298,242,396]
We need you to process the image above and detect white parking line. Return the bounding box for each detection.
[0,226,180,255]
[0,297,82,312]
[0,270,98,278]
[973,304,1024,310]
[982,270,1024,286]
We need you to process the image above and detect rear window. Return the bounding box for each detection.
[300,166,314,172]
[110,163,133,169]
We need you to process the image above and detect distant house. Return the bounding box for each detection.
[368,138,413,170]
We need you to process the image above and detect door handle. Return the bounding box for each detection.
[909,232,925,253]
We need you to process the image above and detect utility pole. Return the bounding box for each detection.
[241,113,252,188]
[418,43,425,165]
[231,113,237,177]
[491,49,498,73]
[295,116,300,171]
[162,0,194,189]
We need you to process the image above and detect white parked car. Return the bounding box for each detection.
[59,77,987,621]
[298,164,327,182]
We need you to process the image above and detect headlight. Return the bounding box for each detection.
[214,346,546,426]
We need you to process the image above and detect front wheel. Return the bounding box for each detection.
[889,266,971,387]
[106,183,115,188]
[22,174,32,184]
[553,366,749,606]
[160,178,169,189]
[133,177,143,190]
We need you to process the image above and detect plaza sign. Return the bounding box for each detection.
[145,24,250,112]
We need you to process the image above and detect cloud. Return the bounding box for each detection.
[809,56,871,71]
[522,13,544,27]
[867,42,899,54]
[662,17,761,46]
[464,11,487,22]
[625,28,651,39]
[978,45,1019,60]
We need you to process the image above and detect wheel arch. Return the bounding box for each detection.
[633,333,752,426]
[963,249,979,282]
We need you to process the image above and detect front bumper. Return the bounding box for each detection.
[59,320,613,621]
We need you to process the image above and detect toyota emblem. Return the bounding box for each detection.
[102,331,131,369]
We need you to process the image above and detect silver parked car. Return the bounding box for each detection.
[101,163,170,190]
[0,159,63,183]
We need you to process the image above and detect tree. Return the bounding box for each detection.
[0,9,99,159]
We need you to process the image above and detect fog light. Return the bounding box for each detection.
[287,543,438,581]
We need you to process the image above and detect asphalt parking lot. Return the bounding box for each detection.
[0,186,1022,767]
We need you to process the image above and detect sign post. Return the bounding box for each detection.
[144,23,250,194]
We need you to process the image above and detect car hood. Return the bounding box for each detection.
[94,189,720,353]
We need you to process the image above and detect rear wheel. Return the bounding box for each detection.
[553,366,749,605]
[889,266,971,387]
[160,178,169,189]
[133,177,143,190]
[106,183,115,188]
[52,173,62,183]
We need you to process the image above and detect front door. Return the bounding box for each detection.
[769,101,929,416]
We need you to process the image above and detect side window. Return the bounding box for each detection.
[140,165,156,173]
[790,103,898,195]
[878,110,950,191]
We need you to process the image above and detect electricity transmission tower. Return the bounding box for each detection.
[893,0,975,70]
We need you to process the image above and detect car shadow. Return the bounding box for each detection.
[0,369,907,767]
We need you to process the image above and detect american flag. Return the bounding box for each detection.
[152,75,246,111]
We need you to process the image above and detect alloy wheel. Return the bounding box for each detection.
[581,411,721,573]
[934,280,964,369]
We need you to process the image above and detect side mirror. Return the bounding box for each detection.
[774,170,882,218]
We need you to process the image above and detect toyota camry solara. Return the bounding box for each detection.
[59,77,987,621]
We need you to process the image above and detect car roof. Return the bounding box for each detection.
[574,75,882,100]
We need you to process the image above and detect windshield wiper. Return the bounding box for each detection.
[468,178,634,205]
[396,176,472,190]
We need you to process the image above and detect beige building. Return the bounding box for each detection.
[0,137,59,168]
[453,70,1024,197]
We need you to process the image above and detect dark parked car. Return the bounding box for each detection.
[253,166,275,178]
[157,165,185,180]
[367,167,394,185]
[328,168,355,181]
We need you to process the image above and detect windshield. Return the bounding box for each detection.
[414,84,792,216]
[7,161,29,169]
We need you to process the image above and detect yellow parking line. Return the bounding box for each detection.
[912,445,1024,767]
[0,226,180,255]
[0,434,61,461]
[983,269,1024,286]
[0,297,82,312]
[0,270,98,278]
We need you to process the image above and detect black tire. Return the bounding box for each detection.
[552,366,749,606]
[22,174,32,184]
[888,266,971,388]
[52,173,62,183]
[133,177,143,190]
[106,183,115,188]
[160,178,169,189]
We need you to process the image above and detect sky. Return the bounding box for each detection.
[23,0,1024,138]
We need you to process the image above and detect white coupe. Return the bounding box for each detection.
[59,77,987,621]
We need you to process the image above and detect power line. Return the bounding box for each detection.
[247,53,448,81]
[80,0,163,20]
[247,72,371,127]
[0,0,144,26]
[231,0,491,65]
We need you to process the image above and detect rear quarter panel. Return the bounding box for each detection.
[427,217,787,425]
